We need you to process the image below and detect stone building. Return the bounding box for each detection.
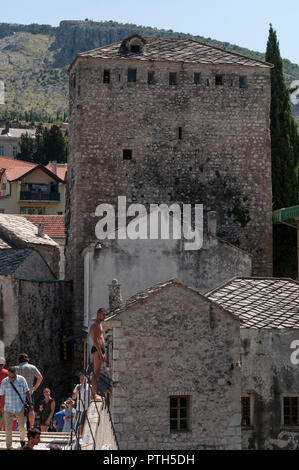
[207,277,299,450]
[102,279,241,450]
[0,220,73,400]
[0,122,35,159]
[0,214,60,278]
[66,34,273,367]
[82,211,251,328]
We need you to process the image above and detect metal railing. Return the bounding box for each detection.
[20,191,60,201]
[67,366,118,450]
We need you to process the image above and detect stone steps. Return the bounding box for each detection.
[0,431,73,450]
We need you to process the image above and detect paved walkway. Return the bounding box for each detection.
[0,431,73,450]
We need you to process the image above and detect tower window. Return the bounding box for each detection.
[241,394,253,427]
[178,127,183,140]
[239,76,246,88]
[123,149,132,160]
[215,75,223,86]
[194,73,200,85]
[170,396,190,432]
[128,69,137,83]
[169,73,177,86]
[148,72,154,85]
[131,45,140,53]
[103,70,110,84]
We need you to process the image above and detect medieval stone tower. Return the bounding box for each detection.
[66,34,273,363]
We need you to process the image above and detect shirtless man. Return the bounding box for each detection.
[90,308,106,401]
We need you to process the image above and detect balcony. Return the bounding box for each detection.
[20,191,60,202]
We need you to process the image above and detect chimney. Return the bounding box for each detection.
[108,279,123,311]
[38,223,45,237]
[207,211,217,236]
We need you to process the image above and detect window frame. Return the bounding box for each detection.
[128,69,137,83]
[123,149,133,161]
[215,75,224,86]
[241,393,254,428]
[239,76,246,89]
[194,73,201,85]
[170,395,191,433]
[147,71,155,85]
[103,70,110,84]
[169,72,177,86]
[282,394,299,428]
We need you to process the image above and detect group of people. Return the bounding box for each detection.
[0,353,91,450]
[0,306,107,450]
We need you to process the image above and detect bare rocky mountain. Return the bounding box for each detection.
[0,20,299,119]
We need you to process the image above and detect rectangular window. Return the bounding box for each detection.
[170,396,190,432]
[241,394,253,427]
[13,146,18,158]
[169,72,177,86]
[194,73,200,85]
[131,45,140,53]
[147,72,154,85]
[0,146,4,155]
[215,75,223,86]
[178,127,183,140]
[20,207,46,215]
[103,70,110,84]
[283,396,299,426]
[123,149,132,161]
[239,76,246,88]
[0,209,4,213]
[128,69,137,83]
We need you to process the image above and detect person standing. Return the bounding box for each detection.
[62,398,76,433]
[0,366,33,450]
[21,428,41,450]
[72,373,91,435]
[52,404,66,432]
[90,308,106,401]
[39,388,55,432]
[0,357,8,431]
[15,353,43,429]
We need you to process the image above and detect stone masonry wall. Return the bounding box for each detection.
[106,284,241,450]
[3,279,73,402]
[66,54,272,367]
[241,329,299,450]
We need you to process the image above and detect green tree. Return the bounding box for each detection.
[266,25,299,277]
[17,132,35,162]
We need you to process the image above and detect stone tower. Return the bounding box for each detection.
[66,34,273,363]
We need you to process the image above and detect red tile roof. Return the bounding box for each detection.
[0,156,36,168]
[46,163,67,182]
[19,215,65,238]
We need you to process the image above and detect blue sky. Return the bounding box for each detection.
[2,0,299,64]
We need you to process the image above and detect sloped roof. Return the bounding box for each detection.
[206,277,299,328]
[72,35,272,69]
[0,238,11,249]
[105,278,239,323]
[0,156,36,169]
[46,163,67,182]
[0,128,36,138]
[0,214,58,247]
[19,215,65,238]
[0,248,32,275]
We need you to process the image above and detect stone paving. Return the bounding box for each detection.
[0,431,72,451]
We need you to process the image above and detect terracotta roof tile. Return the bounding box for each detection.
[19,215,65,238]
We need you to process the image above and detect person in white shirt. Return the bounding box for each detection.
[72,373,90,435]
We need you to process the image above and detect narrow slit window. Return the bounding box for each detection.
[128,69,137,83]
[169,72,177,86]
[148,72,154,85]
[194,73,200,85]
[241,395,253,427]
[178,127,183,140]
[123,149,132,161]
[215,75,223,86]
[103,70,110,84]
[239,76,246,88]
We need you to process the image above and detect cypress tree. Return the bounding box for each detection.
[266,24,299,277]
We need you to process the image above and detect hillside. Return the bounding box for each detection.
[0,20,299,120]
